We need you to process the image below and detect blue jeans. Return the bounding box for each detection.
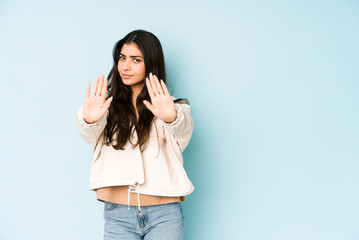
[103,202,185,240]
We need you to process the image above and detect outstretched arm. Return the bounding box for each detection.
[76,74,112,147]
[143,73,193,152]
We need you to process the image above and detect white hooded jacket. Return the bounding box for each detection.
[75,102,194,197]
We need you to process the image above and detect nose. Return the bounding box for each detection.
[122,59,130,71]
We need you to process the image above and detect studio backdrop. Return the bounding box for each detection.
[0,0,358,239]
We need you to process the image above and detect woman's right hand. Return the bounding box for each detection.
[83,73,113,124]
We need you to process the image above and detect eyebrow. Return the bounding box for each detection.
[120,53,143,58]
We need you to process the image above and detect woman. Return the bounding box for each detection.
[76,29,194,240]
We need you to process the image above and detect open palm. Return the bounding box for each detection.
[83,74,113,124]
[143,73,177,123]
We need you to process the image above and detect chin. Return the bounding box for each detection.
[122,79,145,88]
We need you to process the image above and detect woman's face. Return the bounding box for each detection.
[118,43,146,89]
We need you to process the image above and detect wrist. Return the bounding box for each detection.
[84,119,96,124]
[164,113,177,124]
[83,115,97,124]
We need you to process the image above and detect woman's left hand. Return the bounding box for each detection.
[143,73,177,123]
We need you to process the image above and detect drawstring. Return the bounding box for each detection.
[127,186,132,210]
[137,192,141,213]
[127,184,141,213]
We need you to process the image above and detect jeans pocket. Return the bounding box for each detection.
[104,201,116,211]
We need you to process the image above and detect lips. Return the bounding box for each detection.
[121,74,133,79]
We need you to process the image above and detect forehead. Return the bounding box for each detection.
[120,43,143,56]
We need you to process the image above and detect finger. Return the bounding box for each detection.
[96,74,104,96]
[104,96,113,109]
[91,76,99,97]
[143,100,156,113]
[160,80,170,96]
[148,72,155,96]
[153,75,164,95]
[146,77,156,99]
[150,73,160,96]
[101,75,108,97]
[85,81,91,98]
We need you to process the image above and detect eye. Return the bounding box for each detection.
[133,58,141,63]
[119,56,125,61]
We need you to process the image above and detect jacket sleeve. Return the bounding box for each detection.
[160,103,194,152]
[75,107,108,148]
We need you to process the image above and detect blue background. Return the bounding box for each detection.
[1,0,358,239]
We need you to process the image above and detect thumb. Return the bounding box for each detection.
[143,100,155,113]
[104,96,113,109]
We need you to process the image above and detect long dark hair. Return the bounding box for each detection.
[104,30,166,150]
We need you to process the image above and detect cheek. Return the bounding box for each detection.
[137,64,146,77]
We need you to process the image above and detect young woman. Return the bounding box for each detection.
[76,30,194,240]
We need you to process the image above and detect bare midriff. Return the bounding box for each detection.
[96,186,186,206]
